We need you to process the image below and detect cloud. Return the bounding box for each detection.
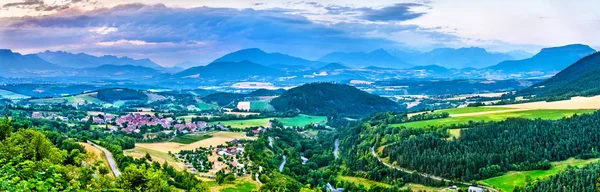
[361,3,428,22]
[1,3,408,65]
[2,0,99,12]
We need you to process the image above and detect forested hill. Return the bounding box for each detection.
[520,52,600,98]
[270,83,403,117]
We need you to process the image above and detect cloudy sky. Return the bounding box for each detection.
[1,0,599,66]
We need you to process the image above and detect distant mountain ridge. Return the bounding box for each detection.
[213,48,319,66]
[521,52,600,98]
[396,47,515,69]
[486,44,596,73]
[0,49,59,77]
[37,50,162,69]
[173,60,283,79]
[318,49,412,69]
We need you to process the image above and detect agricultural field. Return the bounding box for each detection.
[481,158,600,192]
[489,95,600,109]
[395,109,595,128]
[171,133,212,144]
[433,107,514,115]
[249,101,273,111]
[135,131,252,154]
[0,89,30,99]
[196,102,219,110]
[124,145,186,171]
[211,114,327,128]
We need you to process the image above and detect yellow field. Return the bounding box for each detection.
[135,132,253,154]
[79,142,112,176]
[489,95,600,109]
[124,145,187,171]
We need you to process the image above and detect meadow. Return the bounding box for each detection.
[0,89,30,99]
[481,158,600,192]
[78,142,113,176]
[134,131,252,154]
[170,133,213,144]
[336,175,391,189]
[433,107,513,115]
[395,109,595,128]
[211,114,327,128]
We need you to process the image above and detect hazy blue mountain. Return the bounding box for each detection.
[318,63,348,71]
[37,50,162,69]
[486,44,596,73]
[268,64,313,72]
[173,60,283,79]
[409,47,515,69]
[521,52,600,97]
[176,61,204,69]
[213,48,318,66]
[77,65,163,79]
[318,49,412,69]
[505,50,534,60]
[0,49,59,77]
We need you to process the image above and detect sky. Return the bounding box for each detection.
[1,0,599,66]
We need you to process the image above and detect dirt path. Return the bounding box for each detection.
[87,140,121,177]
[371,135,498,192]
[449,109,533,117]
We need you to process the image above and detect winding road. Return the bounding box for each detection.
[333,138,339,159]
[87,140,121,177]
[371,136,497,192]
[278,155,286,172]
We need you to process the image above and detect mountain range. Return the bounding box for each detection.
[486,44,596,74]
[37,50,162,69]
[0,49,59,77]
[213,48,319,67]
[522,51,600,98]
[318,49,412,68]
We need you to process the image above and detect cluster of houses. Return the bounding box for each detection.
[83,113,216,133]
[31,112,69,121]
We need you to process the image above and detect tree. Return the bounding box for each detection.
[145,152,153,161]
[0,116,12,141]
[224,174,236,183]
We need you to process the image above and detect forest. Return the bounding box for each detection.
[381,112,600,181]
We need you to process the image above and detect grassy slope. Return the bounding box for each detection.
[481,158,600,192]
[395,109,595,128]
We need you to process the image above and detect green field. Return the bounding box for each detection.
[0,89,30,99]
[447,128,463,139]
[249,101,274,111]
[212,115,327,128]
[171,134,213,144]
[197,102,219,110]
[336,175,391,189]
[481,158,600,192]
[434,107,513,115]
[395,109,595,128]
[278,115,327,127]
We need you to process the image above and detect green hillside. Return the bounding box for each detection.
[270,83,404,117]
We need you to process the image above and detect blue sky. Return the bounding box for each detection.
[1,0,599,66]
